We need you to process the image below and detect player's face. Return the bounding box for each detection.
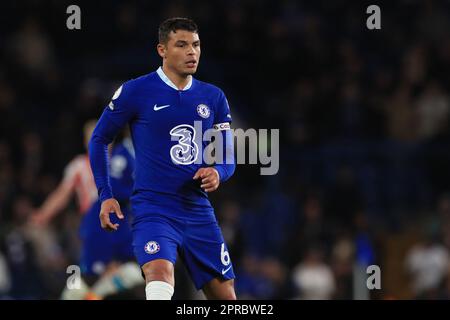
[160,30,201,76]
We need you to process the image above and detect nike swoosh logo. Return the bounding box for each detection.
[221,265,232,275]
[153,104,171,111]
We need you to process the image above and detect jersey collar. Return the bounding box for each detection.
[156,67,193,91]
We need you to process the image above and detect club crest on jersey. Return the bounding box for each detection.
[197,104,210,119]
[144,241,160,254]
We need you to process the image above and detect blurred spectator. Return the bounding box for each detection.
[438,266,450,299]
[1,196,46,298]
[283,192,333,268]
[405,235,449,299]
[0,251,11,298]
[384,84,417,142]
[8,18,55,75]
[330,235,354,299]
[415,81,449,141]
[292,246,336,300]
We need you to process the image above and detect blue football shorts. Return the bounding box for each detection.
[132,214,235,290]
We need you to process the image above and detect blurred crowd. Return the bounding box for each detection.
[1,0,450,299]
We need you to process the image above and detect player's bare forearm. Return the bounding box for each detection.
[193,167,220,192]
[32,181,74,225]
[99,198,124,231]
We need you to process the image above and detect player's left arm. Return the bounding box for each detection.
[89,83,136,202]
[193,89,235,192]
[89,83,136,231]
[193,129,234,192]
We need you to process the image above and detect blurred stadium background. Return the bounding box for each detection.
[1,0,450,299]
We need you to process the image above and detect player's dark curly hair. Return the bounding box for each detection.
[158,17,198,44]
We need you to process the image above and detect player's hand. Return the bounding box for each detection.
[193,167,220,192]
[99,198,124,232]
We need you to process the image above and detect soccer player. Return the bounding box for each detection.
[89,17,236,300]
[31,120,143,299]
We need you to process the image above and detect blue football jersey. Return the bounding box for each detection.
[90,67,233,222]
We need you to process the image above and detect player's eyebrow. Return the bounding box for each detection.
[174,40,200,46]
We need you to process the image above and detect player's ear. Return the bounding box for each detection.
[157,43,166,59]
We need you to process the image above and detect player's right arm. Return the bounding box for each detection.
[31,178,75,226]
[31,155,88,226]
[89,82,137,231]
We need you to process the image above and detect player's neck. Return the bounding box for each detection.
[162,65,191,90]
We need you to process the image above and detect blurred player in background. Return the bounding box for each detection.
[31,120,144,299]
[89,17,236,300]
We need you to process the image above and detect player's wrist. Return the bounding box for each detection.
[102,197,116,204]
[212,166,223,182]
[100,190,114,203]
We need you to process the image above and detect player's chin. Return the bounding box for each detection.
[183,65,198,75]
